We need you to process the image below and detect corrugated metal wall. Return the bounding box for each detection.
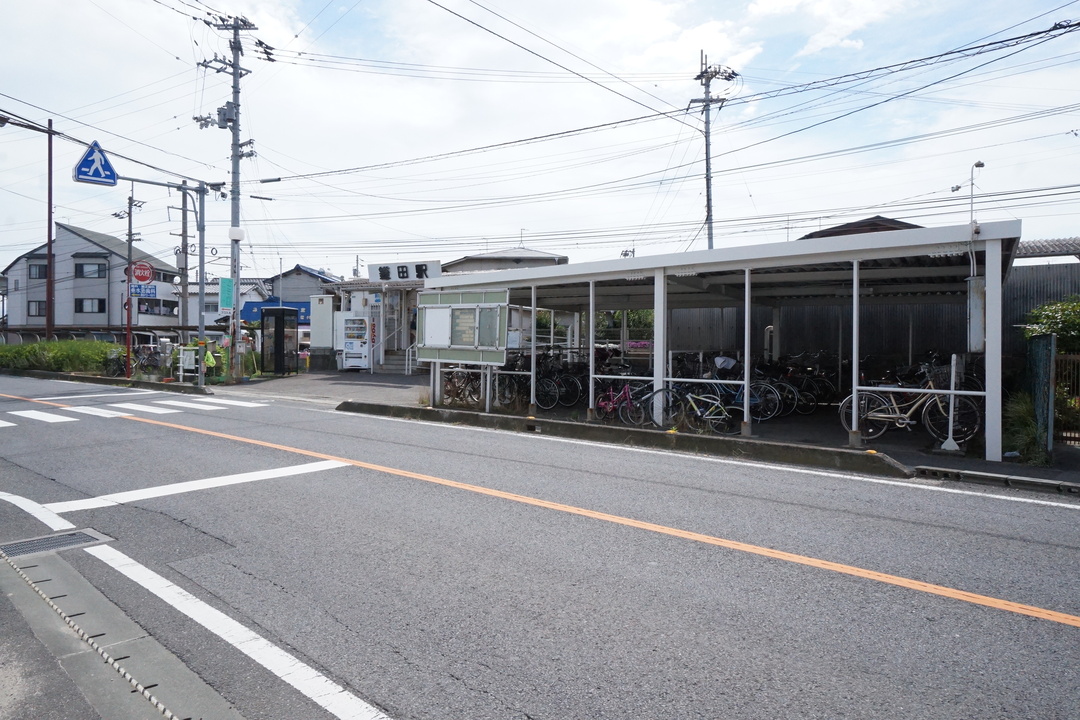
[668,264,1079,360]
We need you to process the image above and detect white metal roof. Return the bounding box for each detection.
[424,221,1022,311]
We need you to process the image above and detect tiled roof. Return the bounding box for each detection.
[1016,238,1080,257]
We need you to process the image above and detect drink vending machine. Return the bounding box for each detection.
[336,315,371,370]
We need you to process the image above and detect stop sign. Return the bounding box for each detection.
[130,261,154,283]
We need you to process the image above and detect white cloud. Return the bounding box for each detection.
[796,0,910,56]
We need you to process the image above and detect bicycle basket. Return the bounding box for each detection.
[927,363,963,387]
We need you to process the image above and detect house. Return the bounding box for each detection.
[1,223,180,343]
[268,264,342,303]
[442,247,568,274]
[184,277,271,328]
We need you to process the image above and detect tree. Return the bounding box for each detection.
[1023,296,1080,353]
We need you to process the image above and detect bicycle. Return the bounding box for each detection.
[676,388,744,435]
[594,378,646,423]
[104,352,126,377]
[838,363,982,443]
[443,367,481,407]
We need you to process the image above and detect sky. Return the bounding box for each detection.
[2,0,1079,284]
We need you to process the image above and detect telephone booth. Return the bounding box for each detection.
[261,306,299,375]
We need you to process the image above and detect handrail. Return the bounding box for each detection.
[368,324,404,375]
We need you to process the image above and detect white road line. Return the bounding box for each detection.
[44,461,350,514]
[38,390,158,401]
[84,546,391,720]
[358,414,1080,511]
[108,402,182,414]
[0,419,16,428]
[8,410,79,423]
[154,400,226,410]
[0,492,76,531]
[189,397,268,407]
[64,406,133,418]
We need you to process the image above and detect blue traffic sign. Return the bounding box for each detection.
[73,141,118,186]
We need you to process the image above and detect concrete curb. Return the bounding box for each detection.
[915,466,1080,495]
[335,400,914,479]
[2,369,213,394]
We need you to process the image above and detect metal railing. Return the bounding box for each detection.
[1056,354,1080,445]
[368,324,403,375]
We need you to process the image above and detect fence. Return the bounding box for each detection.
[1057,354,1080,446]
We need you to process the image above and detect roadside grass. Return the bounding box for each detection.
[0,340,119,374]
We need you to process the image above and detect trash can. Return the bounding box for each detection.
[335,349,343,371]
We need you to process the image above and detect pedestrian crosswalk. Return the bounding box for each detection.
[1,395,269,428]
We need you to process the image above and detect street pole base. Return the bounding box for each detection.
[848,430,864,448]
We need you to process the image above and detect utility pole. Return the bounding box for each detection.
[180,181,190,334]
[689,53,737,251]
[170,181,191,338]
[46,119,55,341]
[195,15,257,379]
[113,191,144,378]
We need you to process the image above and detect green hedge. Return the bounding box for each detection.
[0,340,120,373]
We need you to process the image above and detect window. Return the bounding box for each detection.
[203,302,219,313]
[75,298,106,313]
[29,264,47,280]
[28,301,46,316]
[75,263,107,278]
[137,299,176,316]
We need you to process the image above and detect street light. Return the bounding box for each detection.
[970,160,985,229]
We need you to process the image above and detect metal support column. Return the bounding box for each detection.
[653,269,667,427]
[529,285,537,415]
[985,238,1003,461]
[742,268,752,436]
[849,260,862,447]
[587,281,596,422]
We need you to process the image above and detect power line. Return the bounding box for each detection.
[421,0,700,132]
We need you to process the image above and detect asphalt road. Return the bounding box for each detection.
[2,375,1078,719]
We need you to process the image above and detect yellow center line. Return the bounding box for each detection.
[4,391,1079,627]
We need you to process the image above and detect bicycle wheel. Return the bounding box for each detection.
[794,389,818,415]
[675,397,707,433]
[749,382,782,421]
[812,377,837,403]
[773,381,799,417]
[838,392,890,440]
[639,388,681,428]
[921,395,982,444]
[619,399,646,426]
[557,374,582,407]
[442,373,462,405]
[709,405,745,435]
[105,356,124,377]
[534,377,560,411]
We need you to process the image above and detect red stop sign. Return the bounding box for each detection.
[130,261,154,283]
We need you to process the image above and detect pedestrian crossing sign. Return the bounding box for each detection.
[73,141,118,186]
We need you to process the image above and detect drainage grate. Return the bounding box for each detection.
[0,531,100,558]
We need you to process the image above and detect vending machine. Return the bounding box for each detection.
[336,314,371,370]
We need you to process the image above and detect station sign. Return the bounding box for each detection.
[368,260,441,283]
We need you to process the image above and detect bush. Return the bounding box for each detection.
[0,340,121,373]
[1023,296,1080,353]
[1002,392,1051,466]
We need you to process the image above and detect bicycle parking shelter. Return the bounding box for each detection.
[422,220,1020,462]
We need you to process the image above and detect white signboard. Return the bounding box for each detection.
[368,260,441,283]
